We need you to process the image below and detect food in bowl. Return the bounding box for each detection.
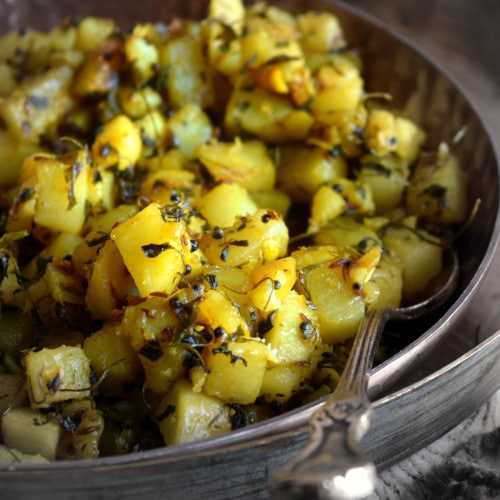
[0,0,467,461]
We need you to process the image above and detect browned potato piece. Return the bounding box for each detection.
[0,66,74,142]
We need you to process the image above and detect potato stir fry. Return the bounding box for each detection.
[0,0,466,460]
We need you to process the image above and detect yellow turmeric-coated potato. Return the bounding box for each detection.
[110,202,190,296]
[83,322,143,397]
[382,223,444,303]
[156,379,232,446]
[248,256,297,313]
[199,208,289,271]
[196,182,258,228]
[260,363,312,404]
[263,290,321,363]
[197,138,276,192]
[201,339,269,404]
[297,11,346,53]
[92,114,142,171]
[406,143,467,225]
[277,144,348,203]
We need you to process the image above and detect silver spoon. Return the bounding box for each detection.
[269,247,459,500]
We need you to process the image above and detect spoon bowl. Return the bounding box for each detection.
[269,248,460,499]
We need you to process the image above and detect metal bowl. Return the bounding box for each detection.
[0,0,499,498]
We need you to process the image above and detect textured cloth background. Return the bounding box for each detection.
[371,390,500,499]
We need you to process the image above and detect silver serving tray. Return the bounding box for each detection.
[0,1,498,498]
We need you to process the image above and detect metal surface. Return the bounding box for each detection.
[0,1,499,499]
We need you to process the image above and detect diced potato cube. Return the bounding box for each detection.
[208,0,245,36]
[249,257,297,313]
[197,139,276,192]
[308,185,347,231]
[302,264,365,344]
[72,36,122,96]
[155,379,232,446]
[277,145,348,203]
[260,363,312,403]
[364,109,426,164]
[124,33,159,84]
[24,345,91,408]
[201,339,269,404]
[85,238,135,320]
[250,189,291,218]
[11,150,92,235]
[0,445,49,464]
[196,183,258,228]
[293,246,368,344]
[47,24,77,52]
[205,0,244,75]
[240,30,303,71]
[92,114,142,171]
[118,86,163,119]
[393,115,427,164]
[2,407,62,461]
[25,279,60,327]
[83,323,143,396]
[196,289,250,336]
[308,178,375,233]
[313,215,382,253]
[140,147,185,171]
[263,290,320,362]
[83,204,138,234]
[168,104,213,160]
[225,85,314,143]
[86,168,117,212]
[199,209,289,271]
[160,35,214,109]
[406,144,467,224]
[27,233,83,278]
[357,155,410,214]
[0,65,74,142]
[140,344,188,395]
[297,11,346,53]
[307,106,367,158]
[0,248,30,308]
[110,202,190,296]
[75,17,116,52]
[37,155,90,233]
[310,63,363,118]
[363,255,403,309]
[43,258,85,305]
[33,232,82,266]
[135,110,168,152]
[201,266,253,309]
[382,225,443,302]
[19,233,84,307]
[119,295,183,351]
[140,168,199,207]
